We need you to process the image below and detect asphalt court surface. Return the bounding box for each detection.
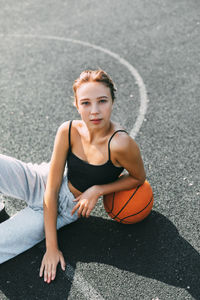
[0,0,200,299]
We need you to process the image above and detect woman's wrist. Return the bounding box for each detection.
[46,239,59,250]
[46,244,59,252]
[92,175,142,198]
[92,185,104,197]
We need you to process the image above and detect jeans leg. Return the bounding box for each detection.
[0,206,45,263]
[0,155,78,264]
[0,154,49,210]
[0,206,77,264]
[57,174,79,223]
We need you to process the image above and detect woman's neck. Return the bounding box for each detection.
[82,120,113,144]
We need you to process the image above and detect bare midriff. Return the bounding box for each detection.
[68,181,82,198]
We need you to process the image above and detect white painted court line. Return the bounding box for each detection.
[0,33,149,299]
[0,33,149,139]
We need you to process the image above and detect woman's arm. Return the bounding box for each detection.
[72,133,146,218]
[39,121,70,283]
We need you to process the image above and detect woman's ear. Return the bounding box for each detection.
[73,100,80,114]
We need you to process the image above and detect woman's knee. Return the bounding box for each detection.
[0,207,45,263]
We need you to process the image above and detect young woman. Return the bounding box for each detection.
[0,70,146,283]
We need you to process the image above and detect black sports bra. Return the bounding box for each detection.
[66,121,128,192]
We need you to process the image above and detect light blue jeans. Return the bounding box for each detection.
[0,154,78,264]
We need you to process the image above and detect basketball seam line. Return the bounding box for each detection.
[111,192,115,212]
[112,186,140,219]
[119,195,153,222]
[105,192,115,214]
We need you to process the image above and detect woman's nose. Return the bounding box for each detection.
[91,104,99,114]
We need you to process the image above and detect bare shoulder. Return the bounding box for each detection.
[57,120,84,148]
[51,122,70,152]
[58,121,70,130]
[57,120,81,135]
[70,120,89,141]
[110,129,140,155]
[56,121,70,139]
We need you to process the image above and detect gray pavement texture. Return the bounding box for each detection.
[0,0,200,299]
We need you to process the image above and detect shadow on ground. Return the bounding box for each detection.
[0,211,199,300]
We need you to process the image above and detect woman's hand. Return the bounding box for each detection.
[39,247,66,283]
[71,186,100,218]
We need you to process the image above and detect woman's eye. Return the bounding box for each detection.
[82,101,89,105]
[99,99,107,103]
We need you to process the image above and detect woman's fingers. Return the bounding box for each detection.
[40,261,52,283]
[78,205,83,218]
[71,200,91,218]
[48,264,53,283]
[71,202,80,216]
[44,267,48,282]
[81,206,87,217]
[51,264,56,281]
[39,251,66,283]
[72,197,94,217]
[59,254,66,271]
[86,207,92,218]
[44,263,50,282]
[46,264,54,283]
[73,195,81,202]
[39,261,45,277]
[78,202,87,217]
[51,270,56,281]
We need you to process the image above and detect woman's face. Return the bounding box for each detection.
[75,81,113,128]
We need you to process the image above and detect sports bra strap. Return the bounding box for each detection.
[68,122,127,160]
[108,130,128,160]
[68,120,73,150]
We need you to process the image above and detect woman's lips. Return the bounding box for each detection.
[90,119,102,124]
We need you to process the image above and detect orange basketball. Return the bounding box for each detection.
[103,180,154,224]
